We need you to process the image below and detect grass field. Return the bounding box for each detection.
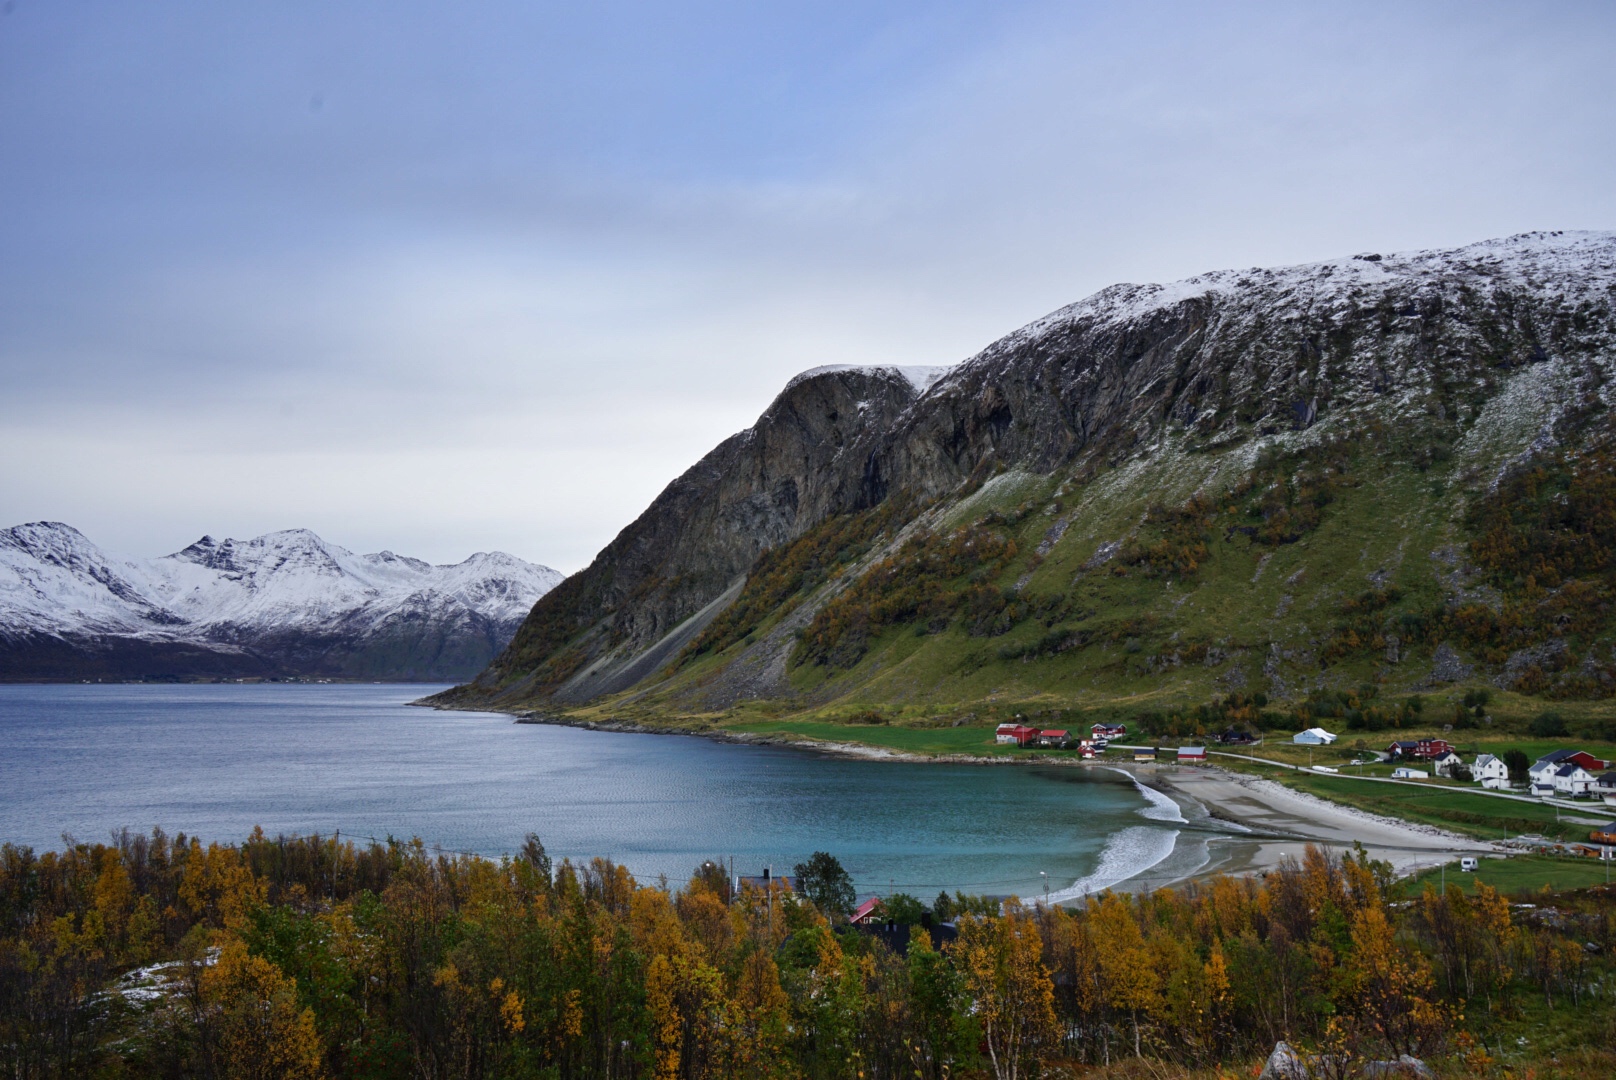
[1274,770,1604,840]
[725,719,1008,756]
[1395,854,1616,897]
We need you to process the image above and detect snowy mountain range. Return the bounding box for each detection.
[0,523,563,681]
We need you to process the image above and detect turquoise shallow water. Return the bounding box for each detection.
[0,683,1192,899]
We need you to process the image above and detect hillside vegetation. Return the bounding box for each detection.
[8,829,1616,1077]
[437,233,1616,732]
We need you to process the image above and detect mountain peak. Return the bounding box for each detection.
[451,230,1616,714]
[1,523,562,681]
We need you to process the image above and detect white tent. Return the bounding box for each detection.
[1293,727,1338,745]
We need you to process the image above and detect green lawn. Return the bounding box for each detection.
[725,719,1015,757]
[720,717,1139,760]
[1278,770,1600,840]
[1395,854,1616,898]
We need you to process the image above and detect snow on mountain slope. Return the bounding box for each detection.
[0,523,562,679]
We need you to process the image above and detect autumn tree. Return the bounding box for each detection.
[955,902,1057,1080]
[1090,893,1161,1057]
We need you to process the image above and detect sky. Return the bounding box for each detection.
[2,1,1614,573]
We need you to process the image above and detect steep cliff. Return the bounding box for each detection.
[447,366,947,704]
[446,232,1616,716]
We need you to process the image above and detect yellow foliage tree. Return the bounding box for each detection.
[1090,893,1162,1057]
[955,902,1057,1080]
[198,937,324,1080]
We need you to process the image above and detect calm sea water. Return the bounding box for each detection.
[0,683,1198,900]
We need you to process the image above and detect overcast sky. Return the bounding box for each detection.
[3,1,1614,572]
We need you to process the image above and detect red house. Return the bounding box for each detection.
[1039,729,1070,747]
[1092,723,1127,739]
[1388,738,1453,762]
[995,724,1038,746]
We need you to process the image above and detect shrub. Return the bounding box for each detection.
[1531,711,1568,737]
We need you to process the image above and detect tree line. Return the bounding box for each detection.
[2,829,1613,1077]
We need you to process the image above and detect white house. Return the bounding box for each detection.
[1596,771,1616,805]
[1552,762,1596,798]
[1293,727,1338,745]
[1431,751,1464,778]
[1471,754,1511,789]
[1391,766,1428,780]
[1529,754,1571,787]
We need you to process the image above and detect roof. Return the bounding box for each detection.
[1598,771,1616,785]
[1538,749,1579,764]
[849,897,881,923]
[1594,822,1616,833]
[1178,746,1206,754]
[1555,763,1590,778]
[1474,754,1499,766]
[1390,740,1419,748]
[1040,729,1069,737]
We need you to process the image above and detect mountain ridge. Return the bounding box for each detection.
[0,522,562,681]
[437,231,1616,722]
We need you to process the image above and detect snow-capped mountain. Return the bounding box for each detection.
[0,523,563,681]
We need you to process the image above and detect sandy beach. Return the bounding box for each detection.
[514,717,1499,890]
[1138,762,1497,887]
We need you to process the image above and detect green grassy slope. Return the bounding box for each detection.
[550,399,1615,736]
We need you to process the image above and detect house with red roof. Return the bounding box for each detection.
[849,897,882,925]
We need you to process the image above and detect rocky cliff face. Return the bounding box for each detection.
[463,366,948,702]
[451,232,1616,713]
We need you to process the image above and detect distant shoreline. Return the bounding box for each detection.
[479,707,1493,890]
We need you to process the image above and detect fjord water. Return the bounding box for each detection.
[0,683,1188,899]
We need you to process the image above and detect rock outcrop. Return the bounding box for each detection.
[455,366,946,703]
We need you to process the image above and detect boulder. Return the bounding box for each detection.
[1362,1056,1433,1079]
[1259,1041,1311,1080]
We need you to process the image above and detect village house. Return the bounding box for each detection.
[848,897,881,925]
[1431,750,1465,778]
[737,870,794,893]
[1387,738,1453,761]
[1552,762,1597,798]
[1471,753,1511,789]
[1533,749,1610,777]
[1391,766,1429,779]
[1092,723,1127,739]
[1293,727,1337,745]
[995,723,1038,746]
[1591,822,1616,846]
[1037,729,1071,748]
[1596,771,1616,804]
[1177,745,1207,763]
[1133,749,1157,763]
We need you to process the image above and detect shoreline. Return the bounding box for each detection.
[483,708,1501,892]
